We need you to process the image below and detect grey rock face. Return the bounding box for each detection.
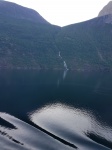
[98,1,112,24]
[98,1,112,17]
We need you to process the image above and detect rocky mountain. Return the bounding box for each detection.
[98,1,112,24]
[98,1,112,17]
[0,1,112,71]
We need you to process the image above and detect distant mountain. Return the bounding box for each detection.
[98,1,112,24]
[0,1,112,71]
[98,1,112,17]
[0,0,49,24]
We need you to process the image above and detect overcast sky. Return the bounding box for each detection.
[6,0,110,26]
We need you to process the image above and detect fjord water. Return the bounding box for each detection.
[0,70,112,150]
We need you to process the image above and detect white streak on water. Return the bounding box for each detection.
[30,103,112,150]
[63,70,68,80]
[0,112,73,150]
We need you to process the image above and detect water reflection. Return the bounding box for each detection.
[63,70,68,80]
[0,112,74,150]
[57,70,68,87]
[30,103,112,150]
[0,70,112,150]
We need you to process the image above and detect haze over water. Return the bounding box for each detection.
[0,70,112,150]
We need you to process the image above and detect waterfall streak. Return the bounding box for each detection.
[58,51,68,70]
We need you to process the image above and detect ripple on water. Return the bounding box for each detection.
[0,112,76,150]
[29,103,112,150]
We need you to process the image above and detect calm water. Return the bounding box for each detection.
[0,70,112,150]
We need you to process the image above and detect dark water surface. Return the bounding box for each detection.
[0,70,112,150]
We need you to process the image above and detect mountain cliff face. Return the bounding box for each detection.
[56,20,112,71]
[98,1,112,24]
[0,1,63,70]
[98,1,112,17]
[0,1,112,71]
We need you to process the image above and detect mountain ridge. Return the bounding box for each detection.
[0,0,49,24]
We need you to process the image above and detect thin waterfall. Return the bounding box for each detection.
[58,51,68,70]
[64,61,68,70]
[59,51,62,59]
